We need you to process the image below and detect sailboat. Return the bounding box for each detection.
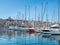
[41,1,60,35]
[9,6,35,32]
[41,2,51,34]
[49,24,60,35]
[50,0,60,35]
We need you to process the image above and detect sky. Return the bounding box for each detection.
[0,0,59,22]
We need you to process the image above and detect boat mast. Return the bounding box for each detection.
[58,0,60,24]
[25,5,27,25]
[45,2,48,28]
[34,6,37,29]
[58,0,60,30]
[41,2,46,29]
[41,2,43,29]
[28,5,30,26]
[38,13,40,22]
[22,14,24,25]
[38,13,40,28]
[29,5,30,21]
[16,12,20,25]
[52,9,55,24]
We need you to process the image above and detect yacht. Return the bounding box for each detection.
[8,24,35,32]
[41,24,60,35]
[50,24,60,35]
[41,27,51,36]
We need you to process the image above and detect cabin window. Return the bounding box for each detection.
[42,30,50,32]
[50,27,60,29]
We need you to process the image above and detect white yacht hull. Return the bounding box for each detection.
[41,24,60,35]
[9,26,34,31]
[51,30,60,35]
[41,29,60,35]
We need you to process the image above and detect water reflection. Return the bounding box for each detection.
[50,35,60,45]
[0,30,60,45]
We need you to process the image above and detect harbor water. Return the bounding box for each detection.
[0,29,60,45]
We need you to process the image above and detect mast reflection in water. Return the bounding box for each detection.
[0,30,60,45]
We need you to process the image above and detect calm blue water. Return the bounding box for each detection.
[0,31,60,45]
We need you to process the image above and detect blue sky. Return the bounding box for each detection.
[0,0,59,22]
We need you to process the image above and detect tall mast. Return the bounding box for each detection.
[29,5,30,21]
[25,5,27,25]
[58,0,59,24]
[16,11,20,25]
[34,6,37,28]
[45,2,48,28]
[37,13,40,28]
[38,13,40,22]
[35,7,36,21]
[58,0,60,31]
[41,2,44,28]
[28,5,30,25]
[52,9,55,24]
[22,14,24,24]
